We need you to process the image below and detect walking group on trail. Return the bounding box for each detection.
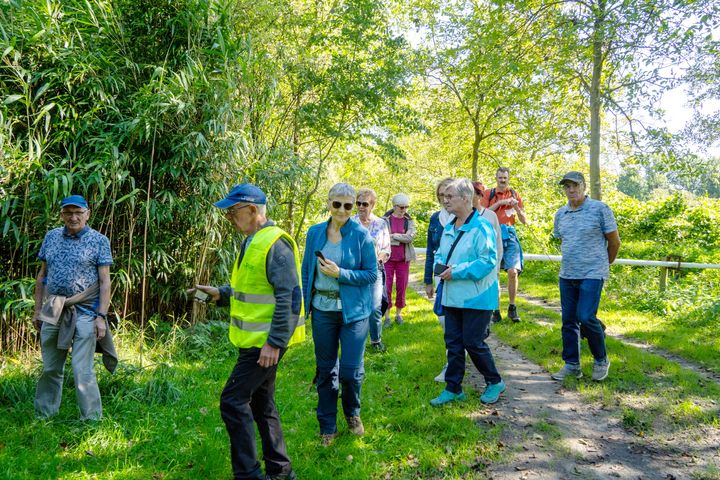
[30,167,620,480]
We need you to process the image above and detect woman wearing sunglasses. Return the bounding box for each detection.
[301,183,378,446]
[352,188,391,353]
[382,193,417,326]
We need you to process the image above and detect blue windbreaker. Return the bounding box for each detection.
[435,209,499,310]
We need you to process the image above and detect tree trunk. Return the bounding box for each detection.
[588,0,606,200]
[472,123,481,182]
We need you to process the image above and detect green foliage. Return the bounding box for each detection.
[0,0,415,352]
[0,292,507,479]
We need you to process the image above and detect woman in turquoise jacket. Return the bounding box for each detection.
[301,183,378,446]
[430,178,506,406]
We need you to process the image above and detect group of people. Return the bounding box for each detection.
[31,167,619,480]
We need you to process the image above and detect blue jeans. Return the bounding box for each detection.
[559,278,607,365]
[368,263,385,343]
[443,306,502,393]
[311,309,368,434]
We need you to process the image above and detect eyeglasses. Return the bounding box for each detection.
[61,210,87,218]
[225,204,251,216]
[356,201,371,208]
[331,201,354,211]
[395,205,409,209]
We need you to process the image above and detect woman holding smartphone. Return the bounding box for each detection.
[301,183,378,446]
[430,178,506,407]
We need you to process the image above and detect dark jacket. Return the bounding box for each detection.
[423,210,444,284]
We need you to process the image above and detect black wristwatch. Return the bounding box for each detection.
[96,312,108,319]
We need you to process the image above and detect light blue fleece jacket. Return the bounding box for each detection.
[302,218,378,324]
[435,209,499,311]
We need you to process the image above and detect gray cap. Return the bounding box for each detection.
[559,171,585,185]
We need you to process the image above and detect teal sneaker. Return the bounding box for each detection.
[430,389,466,407]
[480,380,506,404]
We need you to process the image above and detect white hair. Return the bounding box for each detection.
[328,182,356,200]
[447,178,474,209]
[392,193,410,206]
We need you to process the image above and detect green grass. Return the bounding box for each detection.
[488,285,720,435]
[411,258,720,436]
[0,292,504,480]
[2,263,719,479]
[518,262,720,375]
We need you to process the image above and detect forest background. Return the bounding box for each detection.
[1,0,720,354]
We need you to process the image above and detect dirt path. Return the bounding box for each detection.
[518,292,720,386]
[408,273,720,479]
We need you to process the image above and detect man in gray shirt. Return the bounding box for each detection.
[551,172,621,382]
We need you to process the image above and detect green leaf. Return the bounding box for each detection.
[3,95,23,105]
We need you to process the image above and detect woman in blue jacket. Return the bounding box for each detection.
[430,178,506,406]
[301,183,378,446]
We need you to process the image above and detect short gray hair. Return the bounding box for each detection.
[392,193,410,206]
[328,182,356,200]
[356,188,377,202]
[447,178,474,209]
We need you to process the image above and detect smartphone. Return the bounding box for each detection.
[314,250,326,261]
[434,263,449,275]
[194,290,210,303]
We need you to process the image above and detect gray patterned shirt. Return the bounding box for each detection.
[38,226,113,315]
[553,197,618,280]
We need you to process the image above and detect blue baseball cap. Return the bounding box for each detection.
[60,195,89,209]
[214,184,267,209]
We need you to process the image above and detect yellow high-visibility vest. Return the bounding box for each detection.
[229,226,305,348]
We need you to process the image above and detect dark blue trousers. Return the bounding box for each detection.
[220,347,291,480]
[443,306,502,393]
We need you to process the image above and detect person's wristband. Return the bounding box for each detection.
[96,312,107,320]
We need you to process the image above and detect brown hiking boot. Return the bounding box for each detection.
[345,415,365,435]
[320,431,339,447]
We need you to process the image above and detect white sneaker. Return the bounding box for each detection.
[434,364,448,382]
[551,364,583,381]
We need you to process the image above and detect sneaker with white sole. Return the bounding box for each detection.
[430,389,466,406]
[480,380,506,404]
[551,364,583,381]
[592,359,610,381]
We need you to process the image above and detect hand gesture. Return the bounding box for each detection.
[187,285,220,303]
[318,258,340,278]
[439,265,453,281]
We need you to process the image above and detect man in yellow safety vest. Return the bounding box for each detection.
[190,183,305,480]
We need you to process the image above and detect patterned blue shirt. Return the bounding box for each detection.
[38,226,113,315]
[553,197,618,280]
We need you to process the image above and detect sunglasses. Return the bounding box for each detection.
[395,205,409,209]
[331,201,354,211]
[356,201,370,207]
[225,204,251,216]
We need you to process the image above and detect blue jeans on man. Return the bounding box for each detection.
[311,310,368,434]
[443,306,502,393]
[559,278,607,365]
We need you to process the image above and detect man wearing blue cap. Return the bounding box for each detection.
[189,184,304,480]
[32,194,115,420]
[552,172,620,382]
